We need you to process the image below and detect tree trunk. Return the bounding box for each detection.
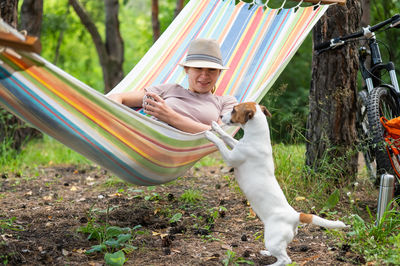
[0,0,18,28]
[174,0,184,18]
[360,0,370,27]
[0,0,41,150]
[105,0,124,91]
[20,0,43,37]
[306,0,362,183]
[151,0,160,42]
[69,0,124,93]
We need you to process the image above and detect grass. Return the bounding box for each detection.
[1,136,399,264]
[0,135,90,172]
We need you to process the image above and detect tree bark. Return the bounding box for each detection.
[306,0,362,182]
[360,0,370,27]
[174,0,184,18]
[69,0,124,93]
[0,0,18,27]
[20,0,43,37]
[151,0,160,42]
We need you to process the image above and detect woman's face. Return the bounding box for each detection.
[185,67,221,94]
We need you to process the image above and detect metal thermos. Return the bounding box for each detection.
[376,174,395,225]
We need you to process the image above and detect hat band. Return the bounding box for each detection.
[185,54,223,66]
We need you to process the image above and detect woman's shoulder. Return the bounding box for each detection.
[216,94,238,105]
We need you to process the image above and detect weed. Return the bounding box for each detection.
[78,204,143,266]
[222,250,254,265]
[179,189,203,204]
[336,203,400,265]
[169,213,183,224]
[0,217,24,233]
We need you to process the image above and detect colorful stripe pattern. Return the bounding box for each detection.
[0,0,328,185]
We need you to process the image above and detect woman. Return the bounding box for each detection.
[108,38,237,133]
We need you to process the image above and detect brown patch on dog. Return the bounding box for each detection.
[299,213,313,224]
[230,102,257,124]
[260,105,272,117]
[230,102,271,124]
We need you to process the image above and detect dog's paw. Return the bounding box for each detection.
[204,131,217,142]
[260,250,271,256]
[211,121,222,131]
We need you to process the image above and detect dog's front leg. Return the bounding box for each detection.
[211,121,238,148]
[205,131,244,167]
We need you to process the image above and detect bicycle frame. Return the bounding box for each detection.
[359,28,400,97]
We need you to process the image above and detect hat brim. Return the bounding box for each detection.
[179,60,229,70]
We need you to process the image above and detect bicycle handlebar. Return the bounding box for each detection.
[314,14,400,52]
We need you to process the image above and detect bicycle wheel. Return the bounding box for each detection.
[367,86,400,182]
[356,90,376,179]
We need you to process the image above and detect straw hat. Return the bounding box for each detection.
[179,38,228,70]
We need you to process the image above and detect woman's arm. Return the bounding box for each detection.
[144,92,211,133]
[108,90,146,107]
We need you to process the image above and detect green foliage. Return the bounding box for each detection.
[104,250,126,266]
[78,206,142,266]
[342,207,400,264]
[0,217,24,233]
[0,135,89,173]
[322,189,340,210]
[179,189,203,204]
[169,212,183,224]
[222,250,254,266]
[371,0,400,67]
[194,155,223,168]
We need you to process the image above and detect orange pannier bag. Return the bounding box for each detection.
[380,116,400,177]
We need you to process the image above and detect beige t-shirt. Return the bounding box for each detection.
[146,83,237,125]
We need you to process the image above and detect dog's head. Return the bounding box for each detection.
[222,102,271,125]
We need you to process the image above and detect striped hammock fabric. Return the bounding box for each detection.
[0,0,329,185]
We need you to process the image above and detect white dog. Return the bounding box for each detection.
[205,102,347,266]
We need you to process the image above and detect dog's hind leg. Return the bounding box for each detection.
[264,240,291,266]
[264,226,293,266]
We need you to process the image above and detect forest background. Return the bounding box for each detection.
[16,0,400,143]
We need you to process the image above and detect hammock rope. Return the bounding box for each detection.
[0,0,329,185]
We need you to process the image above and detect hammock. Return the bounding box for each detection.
[0,0,331,186]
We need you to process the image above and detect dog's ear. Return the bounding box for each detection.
[260,105,272,117]
[244,110,254,122]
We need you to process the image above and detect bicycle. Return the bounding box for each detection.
[314,14,400,196]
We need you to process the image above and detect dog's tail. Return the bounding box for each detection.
[299,213,347,229]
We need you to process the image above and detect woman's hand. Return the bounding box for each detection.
[143,92,211,133]
[143,92,178,124]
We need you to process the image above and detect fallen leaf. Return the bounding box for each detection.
[73,248,86,254]
[42,195,52,201]
[221,244,231,250]
[296,196,306,201]
[248,208,257,218]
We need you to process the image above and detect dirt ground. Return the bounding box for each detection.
[0,155,376,265]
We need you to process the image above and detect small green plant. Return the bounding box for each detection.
[169,213,183,224]
[340,205,400,264]
[0,217,24,233]
[179,189,203,204]
[222,250,254,266]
